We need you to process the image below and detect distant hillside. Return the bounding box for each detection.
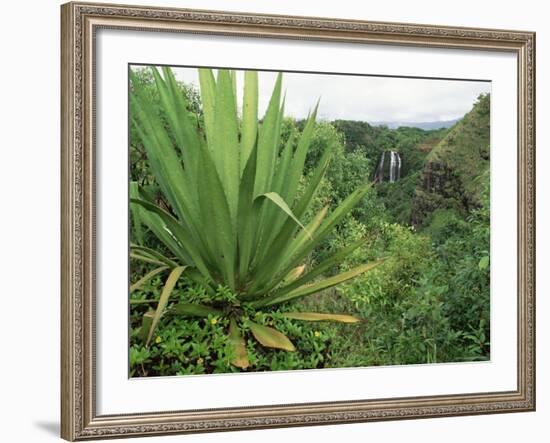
[411,94,490,227]
[332,120,447,171]
[370,118,461,130]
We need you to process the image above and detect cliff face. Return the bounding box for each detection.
[411,94,490,227]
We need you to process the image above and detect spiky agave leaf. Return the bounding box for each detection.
[129,181,145,245]
[240,70,258,174]
[282,312,361,323]
[130,265,168,292]
[145,266,187,346]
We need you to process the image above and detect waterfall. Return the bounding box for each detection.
[389,151,397,182]
[397,152,402,180]
[375,151,386,182]
[374,150,402,183]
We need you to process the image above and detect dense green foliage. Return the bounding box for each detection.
[129,67,490,376]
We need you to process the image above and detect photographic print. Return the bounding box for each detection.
[61,4,535,439]
[128,65,491,377]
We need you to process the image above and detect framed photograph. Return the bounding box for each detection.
[61,1,536,440]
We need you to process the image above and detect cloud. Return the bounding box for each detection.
[166,66,490,123]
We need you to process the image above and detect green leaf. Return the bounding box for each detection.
[240,70,258,174]
[211,69,241,224]
[130,266,169,292]
[280,206,329,268]
[285,103,319,205]
[130,244,179,268]
[256,192,311,239]
[139,310,155,343]
[229,319,249,369]
[271,130,296,197]
[196,145,237,289]
[129,182,144,245]
[283,312,361,323]
[130,252,168,267]
[478,256,489,270]
[247,320,296,351]
[229,70,238,109]
[237,144,259,281]
[146,266,187,346]
[198,68,216,146]
[254,73,282,196]
[291,140,333,218]
[282,265,305,285]
[171,303,222,317]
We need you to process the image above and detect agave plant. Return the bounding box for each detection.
[130,66,380,369]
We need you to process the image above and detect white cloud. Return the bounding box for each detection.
[165,66,490,123]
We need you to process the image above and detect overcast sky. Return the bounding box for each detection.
[165,66,490,123]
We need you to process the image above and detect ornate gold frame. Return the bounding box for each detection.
[61,1,536,440]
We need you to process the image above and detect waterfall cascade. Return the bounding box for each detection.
[374,150,402,183]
